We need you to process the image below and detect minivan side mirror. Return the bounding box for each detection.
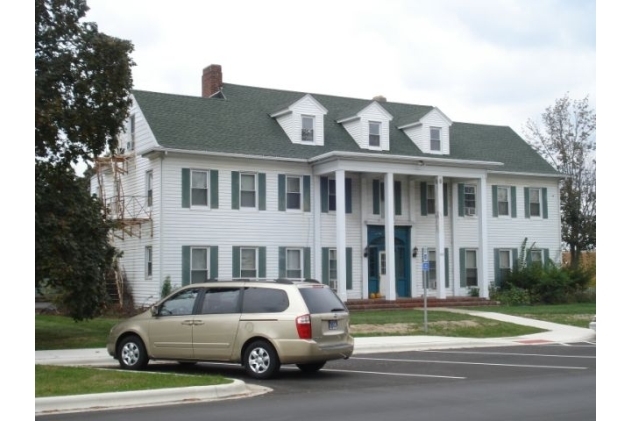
[151,305,159,317]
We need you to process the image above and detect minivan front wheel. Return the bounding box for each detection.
[244,341,279,379]
[117,335,148,370]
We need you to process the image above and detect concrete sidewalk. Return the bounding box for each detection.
[35,311,596,415]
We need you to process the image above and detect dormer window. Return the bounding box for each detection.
[369,121,381,147]
[301,115,314,142]
[430,127,441,151]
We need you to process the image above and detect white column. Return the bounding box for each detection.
[409,178,417,298]
[384,172,396,300]
[435,176,446,299]
[478,175,489,298]
[335,170,347,301]
[314,175,322,283]
[360,176,369,299]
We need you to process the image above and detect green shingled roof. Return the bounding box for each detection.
[132,83,560,175]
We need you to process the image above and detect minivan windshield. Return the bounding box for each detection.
[299,286,347,314]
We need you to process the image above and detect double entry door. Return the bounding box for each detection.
[367,225,411,298]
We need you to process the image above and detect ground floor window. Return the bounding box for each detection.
[286,248,303,279]
[145,246,152,278]
[191,247,209,283]
[465,249,478,287]
[240,247,258,278]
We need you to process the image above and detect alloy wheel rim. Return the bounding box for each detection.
[122,342,139,366]
[248,347,270,373]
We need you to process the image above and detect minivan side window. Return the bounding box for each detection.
[159,288,200,316]
[201,288,241,314]
[242,288,289,313]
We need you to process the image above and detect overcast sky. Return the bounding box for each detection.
[85,0,597,137]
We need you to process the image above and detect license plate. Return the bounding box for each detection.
[328,320,338,330]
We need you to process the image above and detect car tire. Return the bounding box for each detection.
[296,362,326,373]
[117,335,148,370]
[244,341,280,380]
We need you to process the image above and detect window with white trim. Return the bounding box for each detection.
[328,249,337,288]
[498,249,511,281]
[531,249,543,265]
[529,188,541,217]
[191,247,209,283]
[286,248,303,279]
[464,185,476,216]
[369,121,381,147]
[430,127,441,151]
[240,247,258,278]
[301,115,314,142]
[191,170,209,207]
[286,176,302,210]
[497,186,509,216]
[146,171,153,208]
[240,173,256,208]
[127,114,135,151]
[145,246,152,278]
[465,249,478,286]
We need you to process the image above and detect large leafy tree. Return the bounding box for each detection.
[35,0,134,320]
[524,94,596,268]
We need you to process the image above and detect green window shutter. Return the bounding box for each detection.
[278,175,286,211]
[420,182,428,216]
[526,249,532,266]
[458,183,464,217]
[544,248,550,264]
[346,247,353,289]
[211,170,219,209]
[258,247,266,278]
[511,186,517,218]
[321,248,330,285]
[210,246,218,280]
[459,248,466,287]
[394,181,402,215]
[345,178,352,214]
[492,185,498,217]
[303,176,311,212]
[524,187,530,218]
[320,177,329,213]
[278,247,286,278]
[258,173,266,210]
[182,246,191,285]
[231,171,240,209]
[182,169,190,208]
[494,249,500,285]
[372,179,380,214]
[444,248,450,288]
[542,188,548,219]
[443,183,449,216]
[304,247,311,278]
[232,246,240,278]
[512,248,518,270]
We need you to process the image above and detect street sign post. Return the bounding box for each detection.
[421,247,429,333]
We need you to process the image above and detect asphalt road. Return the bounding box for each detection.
[36,342,596,421]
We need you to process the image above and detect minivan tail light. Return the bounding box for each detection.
[295,314,312,339]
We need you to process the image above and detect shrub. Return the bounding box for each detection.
[161,276,173,299]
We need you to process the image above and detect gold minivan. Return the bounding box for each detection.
[106,279,354,379]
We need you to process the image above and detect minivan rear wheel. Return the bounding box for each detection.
[244,341,280,379]
[296,362,326,373]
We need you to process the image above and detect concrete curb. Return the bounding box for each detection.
[35,379,272,415]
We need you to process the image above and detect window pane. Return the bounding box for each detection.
[287,250,301,270]
[531,250,542,263]
[430,127,441,150]
[369,122,380,146]
[192,171,208,188]
[329,249,337,281]
[241,248,256,278]
[427,184,436,214]
[241,191,256,207]
[499,251,510,268]
[287,177,300,193]
[192,248,207,270]
[241,174,255,190]
[160,288,199,316]
[201,288,240,314]
[328,179,336,211]
[242,288,289,313]
[302,116,314,141]
[287,193,301,209]
[466,250,477,268]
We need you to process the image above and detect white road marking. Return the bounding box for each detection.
[322,368,466,379]
[418,350,596,359]
[351,356,587,370]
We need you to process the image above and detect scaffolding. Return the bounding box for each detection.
[94,151,153,240]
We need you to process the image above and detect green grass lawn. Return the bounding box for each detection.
[458,303,596,328]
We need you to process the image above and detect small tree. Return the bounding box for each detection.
[524,94,596,268]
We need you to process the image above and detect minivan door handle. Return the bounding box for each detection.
[181,320,195,326]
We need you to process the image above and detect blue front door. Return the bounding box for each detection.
[367,225,411,297]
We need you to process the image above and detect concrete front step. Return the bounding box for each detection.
[345,297,498,311]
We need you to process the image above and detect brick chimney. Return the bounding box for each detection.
[202,64,222,97]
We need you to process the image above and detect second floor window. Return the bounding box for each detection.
[146,171,153,208]
[369,121,381,147]
[529,188,541,217]
[464,185,476,216]
[430,127,441,151]
[286,176,302,210]
[301,115,314,141]
[497,187,509,216]
[240,173,256,208]
[328,179,336,211]
[191,170,209,206]
[427,184,436,214]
